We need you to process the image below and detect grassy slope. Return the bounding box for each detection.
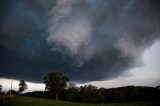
[0,96,159,106]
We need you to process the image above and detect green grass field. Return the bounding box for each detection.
[0,96,159,106]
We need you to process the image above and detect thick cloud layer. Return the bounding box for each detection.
[0,0,160,82]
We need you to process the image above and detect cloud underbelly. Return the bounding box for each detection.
[1,0,160,82]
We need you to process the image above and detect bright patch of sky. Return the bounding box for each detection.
[0,41,160,92]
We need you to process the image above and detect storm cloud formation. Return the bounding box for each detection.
[0,0,160,82]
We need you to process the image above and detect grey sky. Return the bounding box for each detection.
[0,0,160,88]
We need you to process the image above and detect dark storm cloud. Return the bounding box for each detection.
[0,0,160,82]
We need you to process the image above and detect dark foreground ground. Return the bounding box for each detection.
[0,96,160,106]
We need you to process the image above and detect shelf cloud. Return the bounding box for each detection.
[0,0,160,82]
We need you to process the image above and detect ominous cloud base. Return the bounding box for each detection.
[0,0,160,82]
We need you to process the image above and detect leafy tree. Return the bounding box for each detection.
[65,83,79,101]
[7,90,18,95]
[78,84,105,103]
[44,72,69,100]
[18,80,28,94]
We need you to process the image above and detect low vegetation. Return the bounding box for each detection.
[0,96,160,106]
[1,72,160,105]
[22,86,160,103]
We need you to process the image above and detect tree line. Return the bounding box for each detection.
[25,72,160,103]
[23,85,160,103]
[1,72,160,103]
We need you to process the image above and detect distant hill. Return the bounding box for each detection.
[22,86,160,103]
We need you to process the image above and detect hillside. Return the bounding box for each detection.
[23,86,160,103]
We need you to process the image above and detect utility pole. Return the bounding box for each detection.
[10,79,13,95]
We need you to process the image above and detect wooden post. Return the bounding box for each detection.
[3,96,5,103]
[55,94,58,100]
[10,80,13,95]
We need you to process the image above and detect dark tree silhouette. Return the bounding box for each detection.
[43,72,69,100]
[65,83,79,101]
[78,84,105,103]
[7,90,18,95]
[156,86,160,89]
[18,80,28,94]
